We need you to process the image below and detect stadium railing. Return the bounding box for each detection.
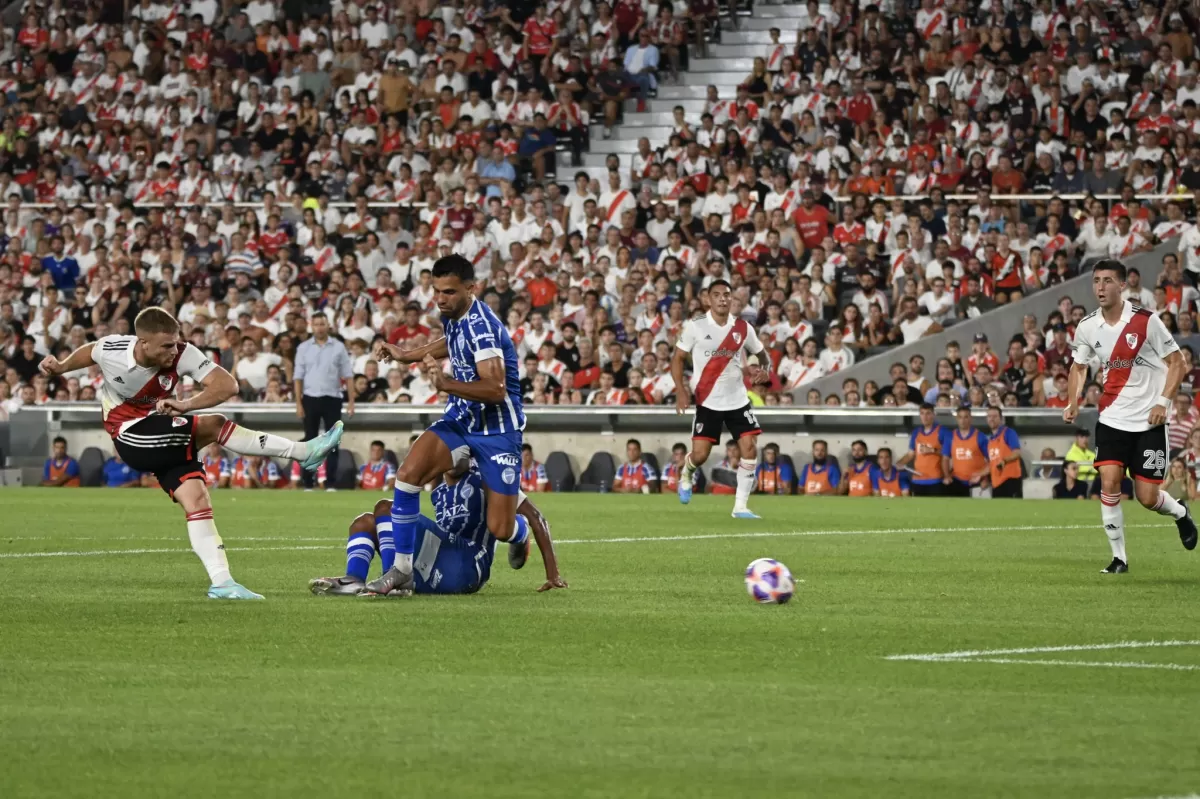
[9,405,1091,494]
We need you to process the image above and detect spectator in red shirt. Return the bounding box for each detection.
[791,191,830,250]
[388,303,431,345]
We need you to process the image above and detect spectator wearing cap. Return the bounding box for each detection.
[293,315,354,491]
[1064,429,1098,481]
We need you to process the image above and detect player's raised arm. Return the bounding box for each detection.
[518,496,567,592]
[39,341,95,377]
[430,353,507,403]
[375,336,449,365]
[157,347,238,417]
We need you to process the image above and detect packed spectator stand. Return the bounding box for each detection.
[3,0,1200,439]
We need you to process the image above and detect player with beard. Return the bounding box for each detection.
[1065,259,1198,573]
[671,280,771,517]
[841,439,876,497]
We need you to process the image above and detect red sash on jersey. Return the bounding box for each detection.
[605,190,629,223]
[694,318,747,406]
[921,10,944,40]
[1098,308,1151,413]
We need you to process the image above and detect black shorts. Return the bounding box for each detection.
[1094,422,1168,483]
[113,415,205,498]
[910,482,942,497]
[692,403,762,443]
[992,479,1023,498]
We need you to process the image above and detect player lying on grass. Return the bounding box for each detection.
[39,307,344,600]
[1064,259,1198,573]
[309,457,567,596]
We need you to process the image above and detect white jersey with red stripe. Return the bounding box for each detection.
[1070,301,1179,433]
[94,335,217,437]
[676,312,764,411]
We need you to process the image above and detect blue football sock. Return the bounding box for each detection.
[345,531,375,581]
[376,516,395,572]
[509,514,530,545]
[392,482,421,570]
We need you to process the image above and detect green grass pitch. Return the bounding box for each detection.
[2,490,1200,799]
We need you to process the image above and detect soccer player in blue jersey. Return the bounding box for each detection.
[368,255,566,596]
[308,458,566,596]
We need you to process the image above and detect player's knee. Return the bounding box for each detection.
[196,414,227,441]
[373,498,393,517]
[350,512,376,535]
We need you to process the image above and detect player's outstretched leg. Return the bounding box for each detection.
[1134,479,1197,552]
[174,479,264,599]
[365,432,453,597]
[194,415,343,471]
[732,433,760,519]
[310,512,377,596]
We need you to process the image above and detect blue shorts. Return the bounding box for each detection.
[429,417,522,496]
[413,516,493,595]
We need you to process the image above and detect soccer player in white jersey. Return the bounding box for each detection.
[37,307,344,599]
[1064,259,1197,573]
[671,280,771,518]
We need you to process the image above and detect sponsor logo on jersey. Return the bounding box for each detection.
[491,452,520,467]
[703,348,741,359]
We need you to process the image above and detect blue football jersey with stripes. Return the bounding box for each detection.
[432,466,492,552]
[443,299,525,434]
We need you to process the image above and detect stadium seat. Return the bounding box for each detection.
[778,455,798,492]
[642,452,662,490]
[334,450,359,491]
[78,447,106,487]
[710,466,737,489]
[544,451,575,492]
[383,449,399,469]
[577,451,616,492]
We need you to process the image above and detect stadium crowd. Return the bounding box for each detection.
[3,0,1200,425]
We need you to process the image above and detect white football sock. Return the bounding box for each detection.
[186,509,233,586]
[1100,493,1126,562]
[734,458,757,510]
[680,454,697,486]
[219,420,305,460]
[1152,491,1187,520]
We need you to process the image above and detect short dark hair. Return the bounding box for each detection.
[877,447,892,457]
[431,254,475,283]
[522,443,533,454]
[851,439,867,449]
[1092,258,1127,281]
[53,436,67,446]
[709,278,732,292]
[370,439,385,449]
[627,438,641,449]
[672,442,688,453]
[813,439,828,448]
[919,402,935,411]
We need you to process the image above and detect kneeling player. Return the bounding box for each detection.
[1065,259,1198,573]
[309,459,567,596]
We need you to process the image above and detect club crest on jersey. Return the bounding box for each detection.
[158,375,174,390]
[172,417,188,427]
[732,332,742,344]
[1126,333,1138,349]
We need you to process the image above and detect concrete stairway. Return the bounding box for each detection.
[578,3,808,181]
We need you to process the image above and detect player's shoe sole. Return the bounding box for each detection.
[1101,558,1129,574]
[301,421,344,471]
[508,539,530,570]
[1176,504,1197,551]
[207,581,265,599]
[678,483,693,504]
[731,509,760,519]
[363,565,415,597]
[309,576,366,596]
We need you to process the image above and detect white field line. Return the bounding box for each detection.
[887,640,1200,672]
[886,639,1200,661]
[0,522,1118,559]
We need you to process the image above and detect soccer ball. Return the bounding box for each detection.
[744,558,795,604]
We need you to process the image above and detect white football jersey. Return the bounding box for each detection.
[93,336,217,437]
[1070,301,1179,433]
[676,312,764,411]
